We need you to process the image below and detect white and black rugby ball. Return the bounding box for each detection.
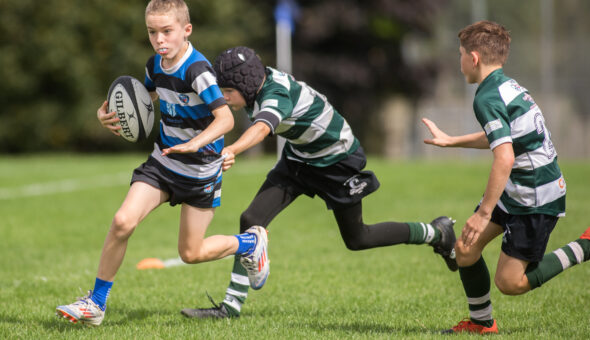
[107,75,155,142]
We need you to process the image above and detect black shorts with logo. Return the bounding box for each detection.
[131,156,221,208]
[487,205,559,262]
[266,146,380,210]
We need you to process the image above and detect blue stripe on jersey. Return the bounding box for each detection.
[209,138,224,153]
[152,52,209,81]
[158,100,214,120]
[200,85,224,105]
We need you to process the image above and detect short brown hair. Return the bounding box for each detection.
[145,0,190,26]
[458,20,511,66]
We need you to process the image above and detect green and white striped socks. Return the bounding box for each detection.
[406,222,441,244]
[459,256,494,327]
[526,237,590,289]
[221,256,249,316]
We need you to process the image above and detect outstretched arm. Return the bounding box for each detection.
[161,105,234,156]
[221,121,271,171]
[422,118,489,149]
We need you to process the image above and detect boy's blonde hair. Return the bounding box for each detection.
[145,0,190,26]
[458,20,511,66]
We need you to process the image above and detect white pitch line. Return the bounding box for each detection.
[0,172,130,200]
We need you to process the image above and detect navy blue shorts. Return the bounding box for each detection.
[485,205,559,262]
[131,156,221,208]
[266,146,380,210]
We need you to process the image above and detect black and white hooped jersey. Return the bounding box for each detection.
[145,43,226,181]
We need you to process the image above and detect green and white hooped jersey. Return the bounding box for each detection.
[245,67,360,167]
[474,68,565,216]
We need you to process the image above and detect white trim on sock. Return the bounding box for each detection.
[568,241,584,264]
[470,304,493,321]
[226,287,248,299]
[467,292,491,305]
[425,224,435,243]
[419,223,427,240]
[223,294,242,312]
[553,248,571,270]
[231,272,250,286]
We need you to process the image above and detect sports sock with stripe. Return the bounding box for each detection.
[221,256,249,316]
[406,222,441,244]
[459,256,494,327]
[525,237,590,289]
[91,277,113,311]
[234,232,257,255]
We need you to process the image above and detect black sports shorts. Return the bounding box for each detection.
[266,146,380,210]
[131,156,221,208]
[487,205,559,262]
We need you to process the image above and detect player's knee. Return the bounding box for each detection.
[341,233,369,251]
[111,212,137,239]
[343,239,363,251]
[494,275,529,295]
[454,240,479,267]
[179,252,195,263]
[178,249,205,264]
[454,242,469,265]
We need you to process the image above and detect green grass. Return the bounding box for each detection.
[1,154,589,339]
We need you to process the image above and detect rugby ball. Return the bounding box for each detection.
[107,75,155,142]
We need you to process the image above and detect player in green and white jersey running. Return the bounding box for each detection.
[422,20,590,335]
[180,46,458,319]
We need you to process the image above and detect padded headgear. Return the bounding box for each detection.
[214,46,265,107]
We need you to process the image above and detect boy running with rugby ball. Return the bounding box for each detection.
[56,0,268,326]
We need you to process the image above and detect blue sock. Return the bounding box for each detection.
[91,278,113,311]
[234,232,257,255]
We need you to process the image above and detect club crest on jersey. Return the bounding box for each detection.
[509,79,526,93]
[344,175,367,195]
[204,183,214,194]
[178,93,189,104]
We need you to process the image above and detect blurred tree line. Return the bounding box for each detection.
[0,0,445,153]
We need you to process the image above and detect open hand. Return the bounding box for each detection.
[161,141,200,156]
[461,212,490,247]
[422,118,452,147]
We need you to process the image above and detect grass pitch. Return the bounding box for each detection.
[0,153,589,339]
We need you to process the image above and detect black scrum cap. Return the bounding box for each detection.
[213,46,265,107]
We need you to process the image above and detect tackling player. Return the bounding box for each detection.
[180,46,458,319]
